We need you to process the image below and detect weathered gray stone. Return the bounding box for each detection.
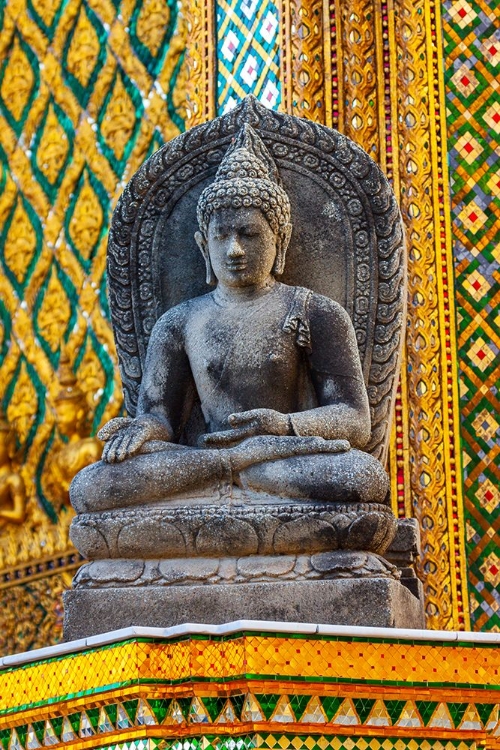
[63,578,425,641]
[72,551,402,589]
[64,98,425,637]
[236,555,297,578]
[70,499,398,559]
[310,550,398,578]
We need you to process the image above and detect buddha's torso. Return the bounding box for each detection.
[183,284,310,432]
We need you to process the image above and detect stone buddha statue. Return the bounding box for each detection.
[71,126,388,513]
[65,99,424,637]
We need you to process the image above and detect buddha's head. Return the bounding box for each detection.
[195,125,292,288]
[54,353,86,439]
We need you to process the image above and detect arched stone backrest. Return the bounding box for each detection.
[107,97,406,463]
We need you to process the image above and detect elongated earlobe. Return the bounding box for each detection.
[272,223,292,276]
[195,230,217,285]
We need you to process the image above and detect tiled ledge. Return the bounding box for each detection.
[2,620,500,668]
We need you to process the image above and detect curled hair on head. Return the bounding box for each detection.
[196,125,292,254]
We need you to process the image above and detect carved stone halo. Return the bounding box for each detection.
[107,96,406,462]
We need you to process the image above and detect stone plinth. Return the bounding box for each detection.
[63,578,424,641]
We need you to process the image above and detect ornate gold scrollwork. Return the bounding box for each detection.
[183,0,216,126]
[281,0,327,122]
[390,0,468,630]
[335,0,384,165]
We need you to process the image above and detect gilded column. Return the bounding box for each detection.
[183,0,216,126]
[388,0,468,629]
[280,0,329,122]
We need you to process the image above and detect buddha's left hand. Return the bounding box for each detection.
[200,409,290,447]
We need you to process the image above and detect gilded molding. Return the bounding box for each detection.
[280,0,327,122]
[183,0,216,126]
[292,0,469,628]
[334,0,385,167]
[389,0,468,629]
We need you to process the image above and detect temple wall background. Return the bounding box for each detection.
[0,0,497,653]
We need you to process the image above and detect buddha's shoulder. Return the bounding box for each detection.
[283,284,350,322]
[152,293,215,332]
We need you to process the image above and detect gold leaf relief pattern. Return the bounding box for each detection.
[183,0,215,126]
[30,0,62,28]
[65,6,101,88]
[0,0,187,652]
[0,37,35,123]
[392,0,465,629]
[6,361,39,445]
[337,0,381,161]
[4,197,38,284]
[135,0,171,58]
[35,104,70,186]
[100,74,137,162]
[67,173,104,261]
[76,335,108,412]
[0,571,71,656]
[36,266,72,353]
[281,0,326,122]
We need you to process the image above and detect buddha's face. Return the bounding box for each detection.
[206,207,278,288]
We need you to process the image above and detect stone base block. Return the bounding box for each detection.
[63,577,425,640]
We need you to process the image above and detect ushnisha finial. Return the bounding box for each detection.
[196,124,292,240]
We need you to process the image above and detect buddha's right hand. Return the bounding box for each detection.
[98,415,172,463]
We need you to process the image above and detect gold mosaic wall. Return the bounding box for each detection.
[0,0,187,651]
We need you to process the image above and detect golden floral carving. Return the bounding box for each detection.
[0,36,35,123]
[183,0,215,126]
[100,74,137,162]
[390,0,467,629]
[281,0,326,122]
[6,361,38,446]
[0,569,72,656]
[67,172,104,260]
[0,413,26,527]
[36,266,72,354]
[36,104,70,187]
[135,0,172,58]
[4,197,38,284]
[336,0,382,163]
[30,0,62,28]
[65,5,101,88]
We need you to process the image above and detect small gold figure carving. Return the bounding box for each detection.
[0,411,26,526]
[46,353,102,509]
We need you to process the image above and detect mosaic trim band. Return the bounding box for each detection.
[442,0,500,632]
[216,0,280,113]
[0,633,500,749]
